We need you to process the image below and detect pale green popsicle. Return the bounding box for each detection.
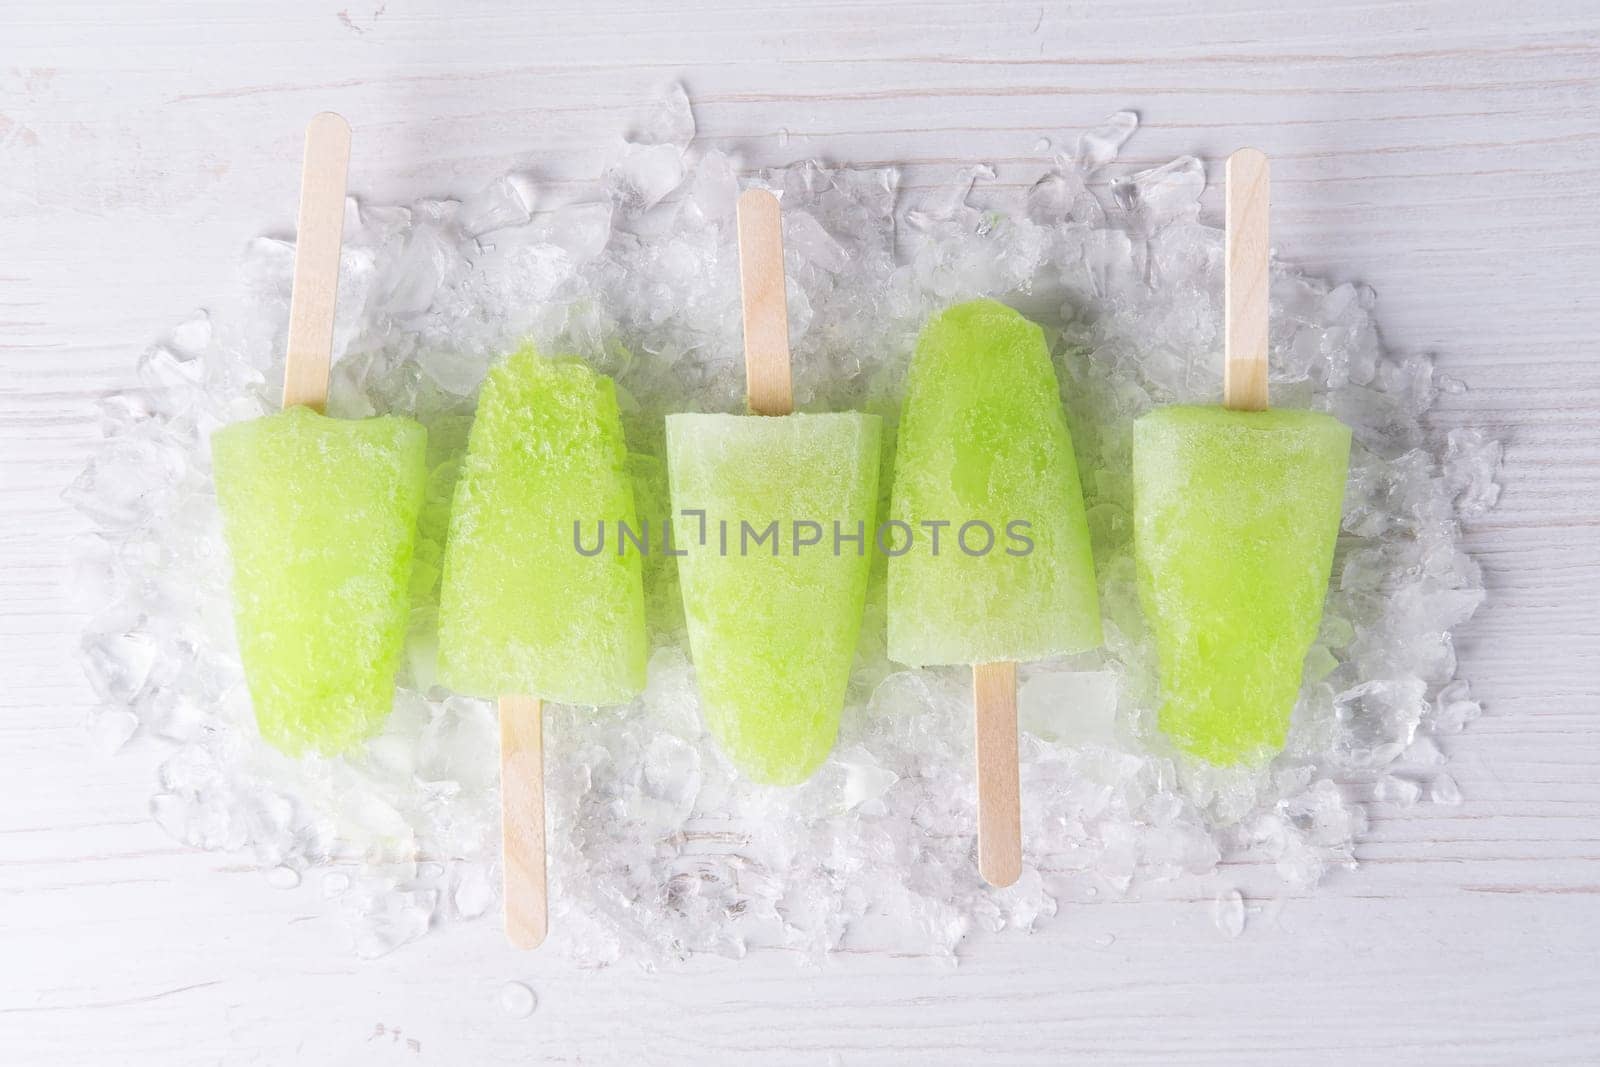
[212,406,427,755]
[1133,405,1351,764]
[666,413,881,785]
[437,347,647,705]
[888,299,1100,665]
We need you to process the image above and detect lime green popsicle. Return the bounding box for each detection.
[437,347,647,705]
[888,299,1101,665]
[666,413,881,785]
[887,298,1100,888]
[1133,147,1353,765]
[1133,407,1350,763]
[213,406,427,754]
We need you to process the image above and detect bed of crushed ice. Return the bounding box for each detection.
[67,88,1500,965]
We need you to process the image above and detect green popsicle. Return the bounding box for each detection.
[887,298,1100,888]
[667,413,881,785]
[888,298,1101,664]
[213,406,427,754]
[436,345,647,951]
[1133,407,1350,763]
[437,346,647,704]
[665,188,881,786]
[1133,147,1352,765]
[212,113,426,757]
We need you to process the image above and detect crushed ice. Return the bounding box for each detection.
[67,90,1497,964]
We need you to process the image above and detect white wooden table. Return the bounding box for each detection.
[4,2,1598,1062]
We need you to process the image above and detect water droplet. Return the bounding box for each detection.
[322,871,352,898]
[499,981,537,1018]
[777,128,790,148]
[1033,137,1051,152]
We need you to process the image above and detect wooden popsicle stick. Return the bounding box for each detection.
[1223,147,1270,412]
[973,661,1022,887]
[281,111,352,411]
[736,188,794,416]
[499,694,548,949]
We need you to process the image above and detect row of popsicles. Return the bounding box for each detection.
[216,308,1348,772]
[210,116,1351,945]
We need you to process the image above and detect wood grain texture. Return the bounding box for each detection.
[736,187,794,416]
[497,695,547,950]
[972,661,1021,888]
[1224,147,1270,411]
[3,1,1600,1063]
[280,112,350,411]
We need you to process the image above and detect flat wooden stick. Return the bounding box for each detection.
[499,694,547,949]
[973,661,1021,887]
[736,188,793,416]
[1224,147,1270,412]
[282,111,352,411]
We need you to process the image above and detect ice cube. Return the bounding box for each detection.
[1112,156,1205,229]
[81,629,158,705]
[1213,888,1246,938]
[1443,428,1503,517]
[457,175,533,237]
[605,142,687,215]
[1075,110,1139,171]
[640,734,702,823]
[1430,773,1463,806]
[1019,670,1120,746]
[1374,775,1422,807]
[90,709,141,754]
[628,82,695,149]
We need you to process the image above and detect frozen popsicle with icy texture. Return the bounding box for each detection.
[212,113,430,756]
[213,407,427,754]
[664,188,880,787]
[1134,407,1349,763]
[888,299,1101,665]
[437,347,648,704]
[667,412,880,785]
[1133,148,1352,765]
[888,298,1101,888]
[436,345,647,950]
